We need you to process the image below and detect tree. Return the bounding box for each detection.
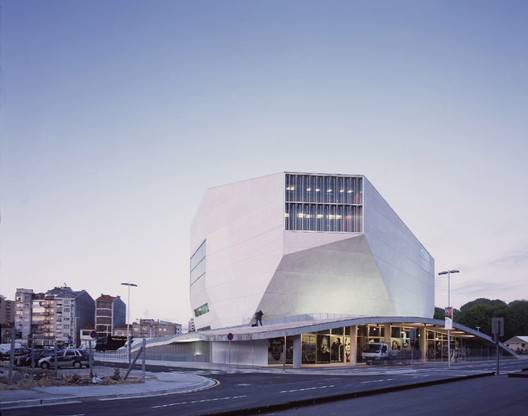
[434,307,445,320]
[435,298,528,339]
[456,298,508,336]
[504,300,528,339]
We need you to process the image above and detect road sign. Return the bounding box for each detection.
[444,307,454,318]
[227,333,234,341]
[491,317,504,339]
[90,330,97,339]
[491,317,504,376]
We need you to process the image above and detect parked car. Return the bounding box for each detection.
[3,347,29,364]
[38,349,89,369]
[16,348,54,367]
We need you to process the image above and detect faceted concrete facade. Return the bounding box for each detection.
[190,172,434,330]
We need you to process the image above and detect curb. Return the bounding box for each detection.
[0,378,218,410]
[508,372,528,378]
[201,372,495,416]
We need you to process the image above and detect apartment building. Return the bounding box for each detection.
[14,286,95,346]
[0,294,15,342]
[14,289,34,341]
[95,294,126,341]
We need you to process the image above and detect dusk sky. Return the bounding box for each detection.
[1,0,527,324]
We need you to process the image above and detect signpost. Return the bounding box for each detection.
[491,317,504,376]
[227,333,233,370]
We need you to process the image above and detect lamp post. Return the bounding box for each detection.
[121,282,138,364]
[438,269,459,368]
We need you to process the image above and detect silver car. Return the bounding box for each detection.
[38,349,89,369]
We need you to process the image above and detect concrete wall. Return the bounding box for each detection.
[363,178,435,318]
[147,341,211,362]
[190,172,435,329]
[190,173,285,329]
[211,340,269,366]
[257,234,396,318]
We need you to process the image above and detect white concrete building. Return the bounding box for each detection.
[133,172,515,367]
[190,172,434,331]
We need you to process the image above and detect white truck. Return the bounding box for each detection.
[362,342,395,364]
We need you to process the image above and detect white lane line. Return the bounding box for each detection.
[280,384,335,393]
[100,379,219,401]
[55,414,85,416]
[360,378,394,384]
[152,395,247,409]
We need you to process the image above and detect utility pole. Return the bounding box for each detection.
[438,269,460,369]
[121,282,138,365]
[8,324,15,385]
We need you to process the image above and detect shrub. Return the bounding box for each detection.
[111,368,121,381]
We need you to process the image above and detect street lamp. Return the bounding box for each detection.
[438,269,460,368]
[121,282,138,364]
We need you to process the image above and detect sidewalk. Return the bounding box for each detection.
[96,355,525,376]
[0,367,216,410]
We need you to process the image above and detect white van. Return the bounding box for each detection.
[362,342,392,364]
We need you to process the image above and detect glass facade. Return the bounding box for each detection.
[266,324,496,366]
[285,173,363,232]
[296,328,352,365]
[190,240,206,286]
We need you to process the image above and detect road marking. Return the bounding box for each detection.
[99,379,219,401]
[55,414,85,416]
[360,378,394,384]
[280,385,335,393]
[152,395,247,408]
[237,383,251,386]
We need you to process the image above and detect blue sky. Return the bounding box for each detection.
[1,0,527,323]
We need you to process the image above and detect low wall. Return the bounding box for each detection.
[144,341,210,362]
[211,340,268,366]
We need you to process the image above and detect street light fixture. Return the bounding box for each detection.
[121,282,138,364]
[438,269,460,368]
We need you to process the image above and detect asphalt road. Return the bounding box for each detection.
[3,360,527,416]
[268,374,528,415]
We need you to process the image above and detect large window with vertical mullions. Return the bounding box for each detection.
[285,173,363,232]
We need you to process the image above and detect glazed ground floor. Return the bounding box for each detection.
[265,323,484,366]
[144,319,508,368]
